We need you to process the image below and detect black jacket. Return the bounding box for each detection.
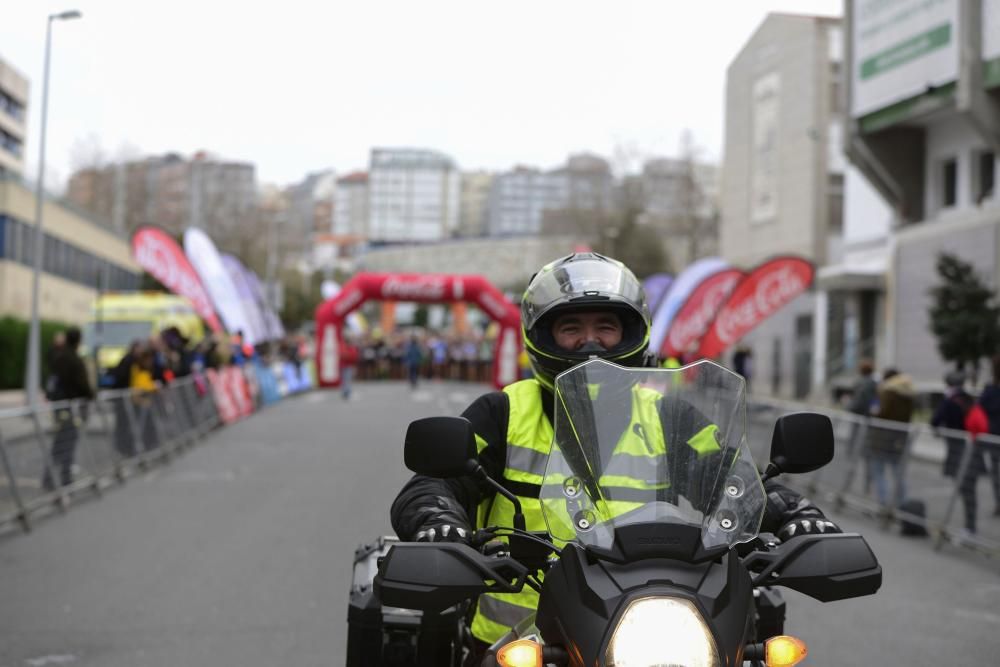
[390,387,829,541]
[50,347,95,402]
[979,383,1000,435]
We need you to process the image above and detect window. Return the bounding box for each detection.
[0,128,22,157]
[976,151,995,204]
[941,158,958,208]
[0,214,139,289]
[827,173,844,230]
[13,219,28,263]
[0,88,25,122]
[829,62,843,114]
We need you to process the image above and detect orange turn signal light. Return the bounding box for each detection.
[765,635,808,666]
[496,639,543,667]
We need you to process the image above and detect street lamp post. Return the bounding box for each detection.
[25,10,81,408]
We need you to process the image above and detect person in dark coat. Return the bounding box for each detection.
[43,327,95,489]
[732,346,753,393]
[975,355,1000,516]
[931,371,984,535]
[109,341,142,457]
[846,360,878,476]
[866,368,915,509]
[404,335,423,389]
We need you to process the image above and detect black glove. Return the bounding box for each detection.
[415,523,470,543]
[777,517,842,541]
[410,498,472,544]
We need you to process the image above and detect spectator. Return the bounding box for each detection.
[448,338,464,380]
[848,360,878,416]
[361,340,377,380]
[42,327,94,490]
[192,335,221,372]
[931,370,985,537]
[846,361,878,491]
[732,346,753,393]
[109,340,142,457]
[866,368,915,510]
[477,336,493,383]
[405,335,423,389]
[461,338,478,382]
[130,344,160,451]
[231,331,248,366]
[374,339,390,379]
[160,326,193,379]
[47,331,66,363]
[43,331,66,402]
[975,354,1000,516]
[430,336,448,379]
[341,335,360,401]
[149,334,170,384]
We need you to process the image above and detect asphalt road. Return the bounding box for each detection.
[1,381,998,666]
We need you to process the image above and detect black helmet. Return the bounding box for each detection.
[521,252,652,390]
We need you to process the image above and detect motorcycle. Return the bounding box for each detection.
[368,359,882,666]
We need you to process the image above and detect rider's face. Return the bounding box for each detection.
[551,311,623,352]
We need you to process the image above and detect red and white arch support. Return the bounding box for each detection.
[314,273,523,389]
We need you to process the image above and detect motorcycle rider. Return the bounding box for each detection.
[390,252,839,650]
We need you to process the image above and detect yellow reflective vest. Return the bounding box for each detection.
[469,379,720,644]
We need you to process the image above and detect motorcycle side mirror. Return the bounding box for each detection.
[762,412,834,482]
[404,416,477,478]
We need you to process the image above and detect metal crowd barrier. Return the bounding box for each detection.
[748,396,1000,561]
[0,375,221,536]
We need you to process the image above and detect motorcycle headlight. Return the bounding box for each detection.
[606,597,720,667]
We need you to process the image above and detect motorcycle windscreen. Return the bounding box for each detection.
[540,359,766,551]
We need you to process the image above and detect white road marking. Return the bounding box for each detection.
[25,655,78,666]
[0,477,42,489]
[953,608,1000,626]
[173,470,237,483]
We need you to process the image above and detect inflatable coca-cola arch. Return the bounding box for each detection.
[314,273,522,389]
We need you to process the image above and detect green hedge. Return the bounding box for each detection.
[0,317,75,390]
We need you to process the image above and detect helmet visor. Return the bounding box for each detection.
[522,258,647,331]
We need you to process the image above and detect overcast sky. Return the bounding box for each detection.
[2,0,842,188]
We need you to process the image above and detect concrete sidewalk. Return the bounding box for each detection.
[0,390,26,409]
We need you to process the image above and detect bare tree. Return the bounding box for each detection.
[636,131,720,272]
[670,130,718,266]
[538,144,671,278]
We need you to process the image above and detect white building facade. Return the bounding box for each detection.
[367,148,460,242]
[721,13,846,398]
[458,170,495,238]
[333,171,369,237]
[845,0,1000,389]
[487,167,567,236]
[487,154,613,237]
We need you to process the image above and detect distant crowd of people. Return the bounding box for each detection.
[41,325,308,489]
[338,331,496,396]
